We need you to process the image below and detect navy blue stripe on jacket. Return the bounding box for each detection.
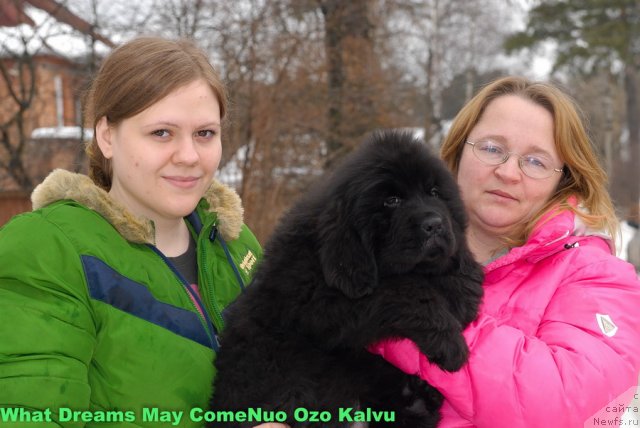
[81,255,212,349]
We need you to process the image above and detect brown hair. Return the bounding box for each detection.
[84,36,228,190]
[440,76,618,250]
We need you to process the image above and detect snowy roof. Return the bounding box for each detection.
[31,126,93,141]
[0,4,113,59]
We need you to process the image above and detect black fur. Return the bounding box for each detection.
[210,130,484,428]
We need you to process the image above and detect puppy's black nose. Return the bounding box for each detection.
[422,215,443,235]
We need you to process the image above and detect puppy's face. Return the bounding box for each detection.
[317,132,469,298]
[356,156,466,276]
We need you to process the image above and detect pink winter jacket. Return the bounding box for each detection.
[371,208,640,427]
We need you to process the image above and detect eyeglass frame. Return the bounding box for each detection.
[465,140,564,180]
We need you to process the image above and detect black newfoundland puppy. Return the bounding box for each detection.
[210,131,484,427]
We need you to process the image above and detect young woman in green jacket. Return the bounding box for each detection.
[0,37,266,427]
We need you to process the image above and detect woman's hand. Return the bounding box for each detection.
[368,338,424,375]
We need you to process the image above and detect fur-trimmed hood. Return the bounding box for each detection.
[31,169,244,244]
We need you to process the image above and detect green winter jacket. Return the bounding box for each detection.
[0,169,262,427]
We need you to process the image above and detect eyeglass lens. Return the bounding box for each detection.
[471,140,558,179]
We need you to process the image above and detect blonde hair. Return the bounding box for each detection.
[440,76,618,250]
[84,36,228,190]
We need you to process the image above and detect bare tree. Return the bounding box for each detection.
[50,0,534,240]
[377,0,523,143]
[0,41,37,189]
[0,0,117,191]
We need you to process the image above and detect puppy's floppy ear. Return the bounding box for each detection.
[317,197,378,299]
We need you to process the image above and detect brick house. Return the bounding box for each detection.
[0,0,113,225]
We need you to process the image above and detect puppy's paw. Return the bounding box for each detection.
[416,333,469,372]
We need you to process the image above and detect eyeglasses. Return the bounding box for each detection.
[465,139,564,180]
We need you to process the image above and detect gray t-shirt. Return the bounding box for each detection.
[167,236,198,286]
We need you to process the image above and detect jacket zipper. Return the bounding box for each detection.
[147,244,220,351]
[199,224,226,331]
[526,239,581,264]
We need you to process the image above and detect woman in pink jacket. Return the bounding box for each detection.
[371,76,640,427]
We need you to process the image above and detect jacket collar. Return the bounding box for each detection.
[30,169,244,244]
[485,202,614,272]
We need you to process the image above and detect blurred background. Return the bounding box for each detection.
[1,0,639,265]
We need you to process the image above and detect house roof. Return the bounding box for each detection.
[0,0,114,47]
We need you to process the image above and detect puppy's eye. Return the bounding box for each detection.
[384,196,402,208]
[430,187,440,198]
